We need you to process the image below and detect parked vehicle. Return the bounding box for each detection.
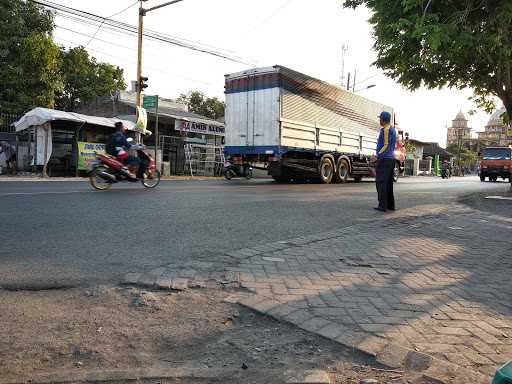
[224,160,253,180]
[479,146,512,182]
[224,65,406,183]
[89,143,161,190]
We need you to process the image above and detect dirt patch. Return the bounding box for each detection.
[0,286,431,383]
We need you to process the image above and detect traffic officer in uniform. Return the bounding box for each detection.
[374,111,397,212]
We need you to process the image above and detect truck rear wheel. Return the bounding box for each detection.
[336,158,349,183]
[319,157,334,184]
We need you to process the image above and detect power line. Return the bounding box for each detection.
[85,1,139,47]
[354,72,379,87]
[32,0,256,66]
[54,36,214,86]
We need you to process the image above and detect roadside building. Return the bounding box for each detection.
[76,91,225,176]
[13,108,138,176]
[406,139,454,176]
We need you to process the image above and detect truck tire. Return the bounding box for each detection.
[319,157,334,184]
[336,158,349,183]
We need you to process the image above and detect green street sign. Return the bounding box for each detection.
[143,95,157,109]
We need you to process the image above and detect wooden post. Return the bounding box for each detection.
[135,1,144,143]
[155,95,159,170]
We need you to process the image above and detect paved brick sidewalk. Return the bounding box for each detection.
[129,204,512,382]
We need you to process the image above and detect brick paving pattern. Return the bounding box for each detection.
[137,204,512,379]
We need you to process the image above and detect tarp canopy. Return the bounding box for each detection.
[14,107,138,133]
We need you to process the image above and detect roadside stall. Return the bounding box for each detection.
[14,107,138,176]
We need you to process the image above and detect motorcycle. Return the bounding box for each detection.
[441,168,451,179]
[224,160,253,180]
[89,142,161,190]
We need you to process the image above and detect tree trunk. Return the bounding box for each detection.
[498,91,512,129]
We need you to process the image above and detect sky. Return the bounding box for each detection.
[51,0,499,147]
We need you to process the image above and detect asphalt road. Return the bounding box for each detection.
[0,176,509,288]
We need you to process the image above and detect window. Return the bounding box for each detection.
[483,148,511,160]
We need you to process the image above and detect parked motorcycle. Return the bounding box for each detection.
[224,161,253,180]
[89,143,161,190]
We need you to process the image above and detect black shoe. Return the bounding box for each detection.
[374,207,387,212]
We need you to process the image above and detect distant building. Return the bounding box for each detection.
[446,111,472,147]
[477,107,511,147]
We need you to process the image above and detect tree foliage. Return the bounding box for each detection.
[446,143,477,167]
[55,46,125,111]
[0,0,61,114]
[342,0,512,119]
[177,91,225,120]
[0,0,126,115]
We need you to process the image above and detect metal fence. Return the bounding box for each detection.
[184,143,224,177]
[159,135,224,176]
[0,113,20,133]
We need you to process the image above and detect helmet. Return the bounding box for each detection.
[117,149,128,161]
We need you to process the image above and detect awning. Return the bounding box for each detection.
[14,107,138,132]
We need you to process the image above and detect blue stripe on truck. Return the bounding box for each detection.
[224,145,281,155]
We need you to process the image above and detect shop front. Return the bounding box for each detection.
[14,107,138,176]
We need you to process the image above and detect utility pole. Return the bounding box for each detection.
[346,72,351,91]
[339,43,348,87]
[135,0,184,138]
[135,0,145,110]
[352,69,357,92]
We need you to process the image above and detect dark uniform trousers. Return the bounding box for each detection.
[376,158,395,210]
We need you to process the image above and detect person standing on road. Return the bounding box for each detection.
[0,141,16,175]
[374,111,397,212]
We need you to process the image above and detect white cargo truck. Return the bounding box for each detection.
[224,65,406,183]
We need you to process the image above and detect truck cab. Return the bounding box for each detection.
[479,146,512,182]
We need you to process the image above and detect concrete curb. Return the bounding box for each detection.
[0,367,331,384]
[238,294,490,384]
[0,367,229,384]
[0,176,222,182]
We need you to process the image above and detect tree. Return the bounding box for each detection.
[177,91,225,120]
[0,0,61,114]
[55,46,125,111]
[342,0,512,120]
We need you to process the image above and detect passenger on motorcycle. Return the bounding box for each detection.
[106,122,147,179]
[441,160,451,178]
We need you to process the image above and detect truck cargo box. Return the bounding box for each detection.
[224,65,393,157]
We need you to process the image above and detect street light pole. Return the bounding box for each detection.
[135,0,185,137]
[135,0,145,110]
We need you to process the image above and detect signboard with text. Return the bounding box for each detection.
[143,95,157,109]
[175,120,225,136]
[77,141,105,170]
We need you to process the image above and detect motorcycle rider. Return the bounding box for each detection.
[441,160,451,178]
[106,122,147,179]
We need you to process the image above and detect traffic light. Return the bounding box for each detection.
[138,76,148,92]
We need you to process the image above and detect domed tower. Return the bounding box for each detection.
[480,107,509,146]
[447,110,471,147]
